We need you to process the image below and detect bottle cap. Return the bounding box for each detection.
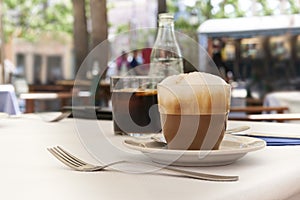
[158,13,174,20]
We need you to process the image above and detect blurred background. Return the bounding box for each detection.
[0,0,300,113]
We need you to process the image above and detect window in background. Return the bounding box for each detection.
[15,53,25,77]
[46,56,62,84]
[33,54,42,84]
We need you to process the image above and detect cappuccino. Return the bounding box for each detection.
[157,72,231,150]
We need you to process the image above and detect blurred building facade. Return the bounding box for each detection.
[6,34,73,85]
[198,14,300,99]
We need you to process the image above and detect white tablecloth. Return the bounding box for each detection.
[1,115,300,200]
[264,91,300,113]
[0,84,21,115]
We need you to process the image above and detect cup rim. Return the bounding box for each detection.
[157,83,231,87]
[110,75,164,79]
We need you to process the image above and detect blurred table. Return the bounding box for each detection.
[0,84,21,115]
[56,79,111,107]
[20,92,73,113]
[230,106,289,114]
[230,113,300,122]
[229,106,291,122]
[1,115,300,199]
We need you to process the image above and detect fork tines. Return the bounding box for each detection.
[47,146,86,170]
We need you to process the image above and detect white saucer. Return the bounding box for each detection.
[123,134,266,166]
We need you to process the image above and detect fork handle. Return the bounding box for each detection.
[163,166,239,181]
[101,161,238,182]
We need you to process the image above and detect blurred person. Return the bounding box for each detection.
[129,50,140,68]
[116,50,130,76]
[212,39,227,79]
[129,50,149,75]
[141,48,152,64]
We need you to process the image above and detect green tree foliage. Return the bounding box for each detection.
[3,0,73,41]
[3,0,300,42]
[198,0,213,20]
[256,0,273,16]
[288,0,300,14]
[167,0,300,38]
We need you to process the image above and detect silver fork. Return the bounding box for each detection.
[47,146,239,182]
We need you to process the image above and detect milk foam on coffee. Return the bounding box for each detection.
[157,72,231,150]
[157,72,231,115]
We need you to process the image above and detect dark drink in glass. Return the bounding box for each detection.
[110,76,162,136]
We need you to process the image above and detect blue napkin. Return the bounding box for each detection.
[246,135,300,146]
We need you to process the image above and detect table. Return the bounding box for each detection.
[230,106,289,114]
[1,115,300,200]
[229,106,298,122]
[20,92,73,113]
[0,84,21,115]
[230,113,300,122]
[56,79,112,107]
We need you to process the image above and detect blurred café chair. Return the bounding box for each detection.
[263,91,300,113]
[11,77,29,112]
[0,84,21,115]
[12,78,29,96]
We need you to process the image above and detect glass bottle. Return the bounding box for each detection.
[149,13,184,77]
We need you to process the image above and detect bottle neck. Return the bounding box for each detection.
[149,15,184,77]
[156,19,176,43]
[158,18,174,28]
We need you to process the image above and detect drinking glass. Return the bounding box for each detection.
[110,76,163,136]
